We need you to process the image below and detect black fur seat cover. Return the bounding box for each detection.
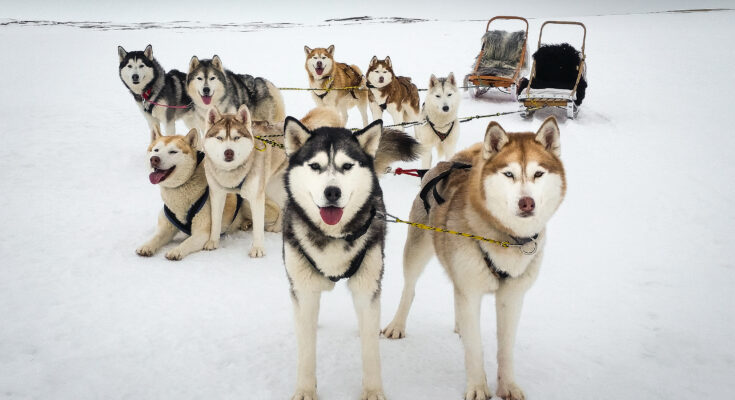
[517,43,587,105]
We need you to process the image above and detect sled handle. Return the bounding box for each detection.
[538,21,587,55]
[486,16,529,36]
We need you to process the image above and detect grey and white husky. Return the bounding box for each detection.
[186,55,285,133]
[282,119,419,400]
[415,73,461,169]
[118,45,196,135]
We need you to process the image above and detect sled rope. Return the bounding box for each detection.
[253,135,285,149]
[349,106,544,131]
[279,85,486,92]
[141,89,192,109]
[378,212,537,255]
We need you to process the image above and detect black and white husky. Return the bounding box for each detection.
[186,55,285,133]
[118,45,196,134]
[282,119,418,400]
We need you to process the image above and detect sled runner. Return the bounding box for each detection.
[518,20,588,119]
[463,16,529,98]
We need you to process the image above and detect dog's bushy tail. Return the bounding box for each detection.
[374,128,420,175]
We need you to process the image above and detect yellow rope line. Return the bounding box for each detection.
[385,214,513,248]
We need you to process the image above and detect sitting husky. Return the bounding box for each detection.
[282,119,419,400]
[415,73,461,169]
[365,56,420,129]
[118,45,197,135]
[383,117,566,400]
[136,127,249,260]
[187,55,285,133]
[304,45,370,127]
[202,106,288,258]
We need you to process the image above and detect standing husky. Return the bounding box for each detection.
[118,45,196,134]
[187,55,285,132]
[415,73,461,169]
[136,127,249,260]
[203,106,287,258]
[383,117,566,400]
[282,119,419,400]
[365,56,420,129]
[304,45,370,127]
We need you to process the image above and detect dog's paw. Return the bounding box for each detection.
[165,249,184,261]
[361,388,386,400]
[239,220,252,231]
[290,389,317,400]
[248,245,265,258]
[381,322,406,339]
[497,381,524,400]
[136,245,156,257]
[204,240,218,251]
[464,383,491,400]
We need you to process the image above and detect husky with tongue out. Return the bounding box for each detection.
[186,55,285,136]
[281,118,419,400]
[136,126,250,261]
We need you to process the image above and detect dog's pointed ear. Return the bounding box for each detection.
[483,121,509,159]
[385,56,392,69]
[429,74,438,89]
[211,55,224,73]
[150,125,162,144]
[447,72,456,86]
[326,45,334,56]
[236,104,252,131]
[304,45,312,56]
[184,128,199,148]
[207,107,221,128]
[284,117,311,156]
[535,116,561,157]
[117,46,127,62]
[354,119,382,158]
[189,56,200,72]
[369,56,378,67]
[143,44,153,60]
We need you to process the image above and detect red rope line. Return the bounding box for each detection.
[394,168,422,177]
[142,89,191,109]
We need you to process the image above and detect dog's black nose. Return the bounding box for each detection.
[442,105,449,112]
[518,197,535,213]
[150,156,160,167]
[132,74,139,81]
[202,87,210,95]
[324,186,341,203]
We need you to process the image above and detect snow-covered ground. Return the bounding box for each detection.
[1,6,734,399]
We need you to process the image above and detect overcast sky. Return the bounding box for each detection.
[1,0,731,23]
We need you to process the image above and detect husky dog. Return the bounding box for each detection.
[383,117,566,400]
[118,45,197,134]
[187,55,285,132]
[202,105,288,258]
[415,73,461,169]
[136,127,250,260]
[304,45,370,127]
[365,56,420,129]
[282,118,419,400]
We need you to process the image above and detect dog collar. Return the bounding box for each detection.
[426,118,455,142]
[478,232,539,279]
[315,76,334,100]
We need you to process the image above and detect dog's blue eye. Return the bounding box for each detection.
[169,150,177,154]
[503,172,514,178]
[309,163,321,171]
[343,163,353,171]
[534,171,544,178]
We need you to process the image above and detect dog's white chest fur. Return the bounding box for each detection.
[292,220,367,278]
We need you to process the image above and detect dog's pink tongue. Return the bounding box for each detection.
[149,170,167,184]
[201,95,212,105]
[319,207,343,225]
[315,67,324,75]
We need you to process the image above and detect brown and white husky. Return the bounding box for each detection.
[365,56,420,129]
[304,45,370,127]
[383,117,566,400]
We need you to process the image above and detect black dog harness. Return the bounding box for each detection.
[296,207,377,282]
[162,152,242,235]
[419,162,472,213]
[366,82,388,110]
[426,118,455,142]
